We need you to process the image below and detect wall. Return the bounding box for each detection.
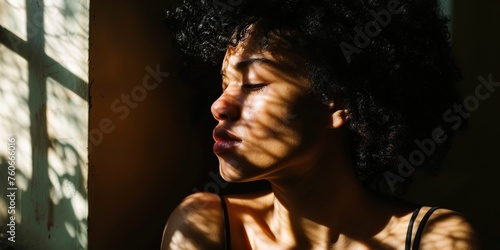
[88,0,215,249]
[0,0,89,249]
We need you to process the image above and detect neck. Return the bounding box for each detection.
[267,131,395,248]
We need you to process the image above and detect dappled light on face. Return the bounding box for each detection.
[216,32,329,182]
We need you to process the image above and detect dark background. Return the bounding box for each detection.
[89,1,500,249]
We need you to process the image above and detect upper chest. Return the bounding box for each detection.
[225,210,413,250]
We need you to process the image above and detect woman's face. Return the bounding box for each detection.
[211,27,330,182]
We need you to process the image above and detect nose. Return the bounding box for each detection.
[211,91,240,122]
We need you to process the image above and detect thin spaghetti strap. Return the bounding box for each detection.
[412,206,439,250]
[405,207,421,250]
[218,194,232,250]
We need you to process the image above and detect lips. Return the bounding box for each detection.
[213,128,242,154]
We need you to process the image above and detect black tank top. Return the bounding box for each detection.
[218,195,438,250]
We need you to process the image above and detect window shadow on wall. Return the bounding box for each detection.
[0,0,88,248]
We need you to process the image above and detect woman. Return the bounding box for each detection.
[161,0,478,249]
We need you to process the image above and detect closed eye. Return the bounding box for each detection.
[242,83,268,92]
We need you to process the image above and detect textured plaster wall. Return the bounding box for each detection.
[0,0,89,249]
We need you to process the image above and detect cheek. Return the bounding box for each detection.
[246,95,302,137]
[218,97,306,181]
[238,95,309,166]
[242,98,290,138]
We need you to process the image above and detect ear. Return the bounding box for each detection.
[326,102,350,129]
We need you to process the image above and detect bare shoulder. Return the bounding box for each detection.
[161,192,225,250]
[418,207,479,250]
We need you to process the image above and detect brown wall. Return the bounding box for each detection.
[89,1,500,249]
[89,1,212,249]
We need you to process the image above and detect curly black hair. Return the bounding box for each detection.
[166,0,463,191]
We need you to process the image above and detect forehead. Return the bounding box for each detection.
[221,25,270,71]
[221,23,308,78]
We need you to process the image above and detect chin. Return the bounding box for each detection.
[218,158,263,183]
[219,160,246,182]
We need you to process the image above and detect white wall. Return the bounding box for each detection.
[0,0,89,249]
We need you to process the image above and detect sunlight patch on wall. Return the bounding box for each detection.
[0,5,32,246]
[0,0,28,41]
[47,76,88,208]
[0,46,33,185]
[1,0,89,248]
[44,0,89,81]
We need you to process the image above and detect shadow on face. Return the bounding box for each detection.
[211,21,340,183]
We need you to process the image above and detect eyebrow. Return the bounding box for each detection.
[220,58,274,76]
[236,58,273,69]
